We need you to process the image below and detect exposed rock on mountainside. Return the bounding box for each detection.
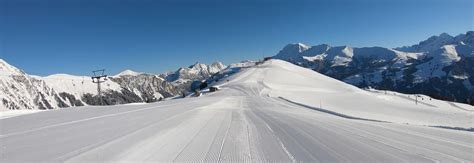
[160,62,226,92]
[274,31,474,105]
[0,60,225,110]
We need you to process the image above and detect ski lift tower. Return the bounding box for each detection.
[91,69,107,104]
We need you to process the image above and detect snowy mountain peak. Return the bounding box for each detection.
[209,62,226,74]
[210,61,225,68]
[115,69,142,77]
[187,62,198,68]
[160,61,226,88]
[274,43,311,61]
[410,33,454,52]
[394,32,472,53]
[438,32,452,38]
[286,43,310,52]
[0,59,25,76]
[0,59,216,110]
[273,31,474,105]
[184,61,225,73]
[296,42,310,49]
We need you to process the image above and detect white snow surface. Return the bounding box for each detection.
[241,60,472,128]
[1,59,226,110]
[41,74,121,96]
[0,109,45,119]
[414,44,463,81]
[1,59,473,162]
[114,69,142,77]
[0,59,24,76]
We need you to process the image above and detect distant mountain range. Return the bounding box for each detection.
[0,59,225,110]
[273,31,474,105]
[2,31,472,110]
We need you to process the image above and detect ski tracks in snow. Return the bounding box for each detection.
[2,62,474,162]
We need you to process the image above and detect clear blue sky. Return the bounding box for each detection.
[1,0,472,76]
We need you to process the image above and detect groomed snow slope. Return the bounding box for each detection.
[1,59,473,162]
[255,60,473,129]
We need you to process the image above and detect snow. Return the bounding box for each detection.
[0,59,24,76]
[1,59,227,110]
[0,109,44,119]
[332,55,352,67]
[162,62,226,85]
[452,74,469,80]
[1,59,473,162]
[390,49,422,60]
[273,43,311,61]
[296,42,310,49]
[229,60,257,68]
[114,69,142,77]
[303,44,331,57]
[41,74,122,96]
[439,45,461,62]
[0,65,61,111]
[208,62,227,74]
[414,44,462,80]
[324,46,354,67]
[302,55,324,62]
[272,32,473,95]
[396,33,456,52]
[275,44,419,68]
[253,60,473,128]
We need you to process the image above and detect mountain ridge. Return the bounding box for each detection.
[0,60,226,110]
[273,31,474,105]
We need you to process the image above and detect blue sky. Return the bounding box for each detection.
[1,0,472,76]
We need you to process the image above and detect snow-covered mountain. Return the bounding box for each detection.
[274,31,474,105]
[3,59,473,162]
[234,59,473,128]
[160,61,226,91]
[0,60,226,110]
[113,69,143,77]
[0,59,66,110]
[396,31,474,52]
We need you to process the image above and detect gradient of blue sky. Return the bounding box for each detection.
[1,0,472,76]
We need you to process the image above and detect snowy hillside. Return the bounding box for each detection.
[0,60,225,110]
[274,31,474,105]
[0,59,66,110]
[2,59,473,162]
[241,60,473,128]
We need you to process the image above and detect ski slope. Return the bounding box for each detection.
[258,60,473,129]
[1,60,473,162]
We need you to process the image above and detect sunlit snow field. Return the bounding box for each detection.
[1,60,473,162]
